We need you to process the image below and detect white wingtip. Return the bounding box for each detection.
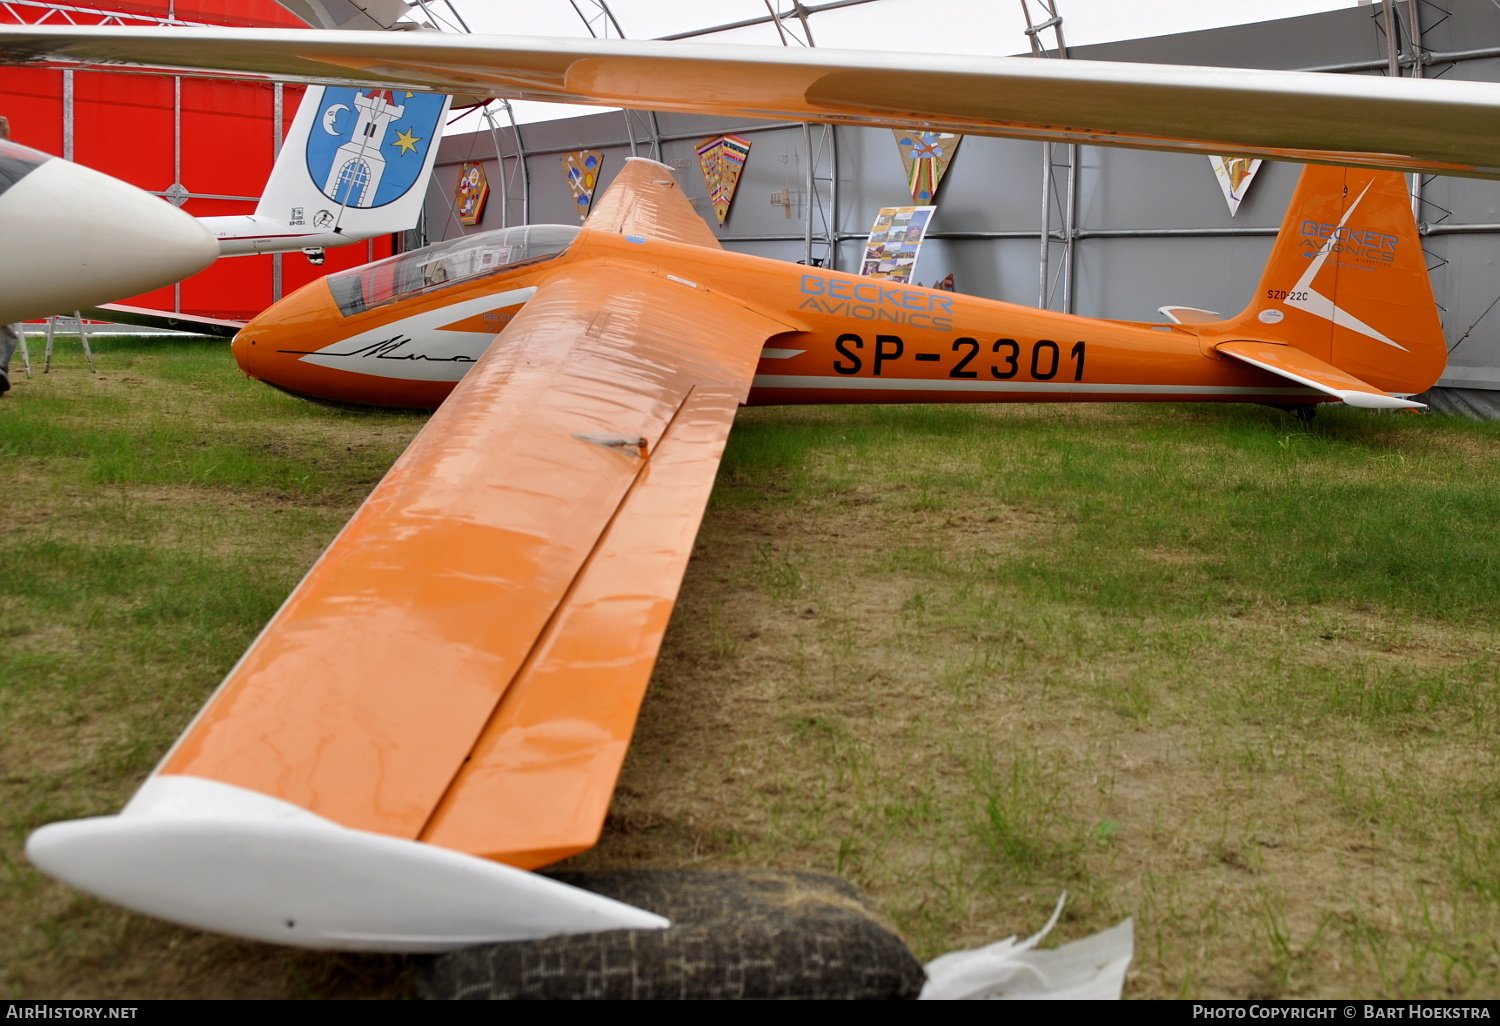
[27,775,668,952]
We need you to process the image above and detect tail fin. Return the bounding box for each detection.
[255,84,450,243]
[1219,164,1445,397]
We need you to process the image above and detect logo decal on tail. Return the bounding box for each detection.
[1282,180,1407,351]
[305,88,446,209]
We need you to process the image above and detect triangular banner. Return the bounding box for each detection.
[893,130,961,205]
[695,134,752,226]
[1209,155,1264,217]
[561,150,604,222]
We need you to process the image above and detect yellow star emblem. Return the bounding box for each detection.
[392,127,422,155]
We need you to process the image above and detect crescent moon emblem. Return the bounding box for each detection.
[321,104,350,136]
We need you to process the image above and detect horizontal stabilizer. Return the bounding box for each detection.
[1159,306,1222,325]
[83,303,242,338]
[1216,339,1425,410]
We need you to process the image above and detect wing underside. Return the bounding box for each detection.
[5,27,1500,177]
[28,250,791,950]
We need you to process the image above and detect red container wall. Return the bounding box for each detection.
[0,1,394,322]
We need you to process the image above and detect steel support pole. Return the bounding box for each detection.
[1038,145,1051,309]
[1063,143,1077,314]
[802,122,814,267]
[828,125,840,271]
[273,83,283,301]
[173,74,181,313]
[1383,1,1401,80]
[1406,0,1424,219]
[61,69,73,161]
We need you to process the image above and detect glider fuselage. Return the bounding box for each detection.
[232,225,1322,411]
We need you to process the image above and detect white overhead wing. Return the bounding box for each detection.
[3,26,1500,177]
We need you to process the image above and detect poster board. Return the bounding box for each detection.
[859,205,937,285]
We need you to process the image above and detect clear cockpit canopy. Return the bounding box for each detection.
[0,138,50,196]
[326,224,581,317]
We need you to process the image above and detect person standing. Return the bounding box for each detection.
[0,114,18,397]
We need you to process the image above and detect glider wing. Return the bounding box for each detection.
[5,26,1500,177]
[28,192,796,947]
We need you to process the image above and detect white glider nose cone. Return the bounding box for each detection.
[0,156,218,324]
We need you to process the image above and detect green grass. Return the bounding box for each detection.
[590,399,1500,998]
[8,340,1500,998]
[0,337,425,998]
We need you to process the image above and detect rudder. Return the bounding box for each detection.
[258,85,451,241]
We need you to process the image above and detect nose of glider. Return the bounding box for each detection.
[232,277,337,386]
[0,150,218,324]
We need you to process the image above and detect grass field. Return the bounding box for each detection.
[5,336,1500,998]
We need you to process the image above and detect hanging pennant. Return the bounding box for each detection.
[454,161,490,226]
[1209,155,1264,217]
[893,130,961,205]
[561,150,604,222]
[695,134,752,225]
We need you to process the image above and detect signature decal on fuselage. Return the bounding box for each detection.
[281,334,476,364]
[289,286,538,382]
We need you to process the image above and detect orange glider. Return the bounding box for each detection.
[27,158,1446,951]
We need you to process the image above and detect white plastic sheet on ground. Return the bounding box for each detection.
[919,894,1134,1000]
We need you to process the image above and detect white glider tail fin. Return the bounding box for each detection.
[260,84,450,237]
[203,84,450,256]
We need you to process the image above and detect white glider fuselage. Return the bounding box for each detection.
[198,213,370,257]
[0,139,217,323]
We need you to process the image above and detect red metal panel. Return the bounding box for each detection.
[0,5,397,322]
[180,257,273,321]
[72,70,174,188]
[0,67,64,152]
[12,1,311,28]
[179,77,276,199]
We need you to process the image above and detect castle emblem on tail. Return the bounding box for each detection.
[306,87,446,209]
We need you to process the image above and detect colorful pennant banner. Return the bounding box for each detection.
[1209,155,1264,217]
[455,161,490,226]
[893,130,961,205]
[561,150,604,222]
[695,134,752,225]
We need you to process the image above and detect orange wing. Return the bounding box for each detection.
[158,261,782,839]
[27,176,798,947]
